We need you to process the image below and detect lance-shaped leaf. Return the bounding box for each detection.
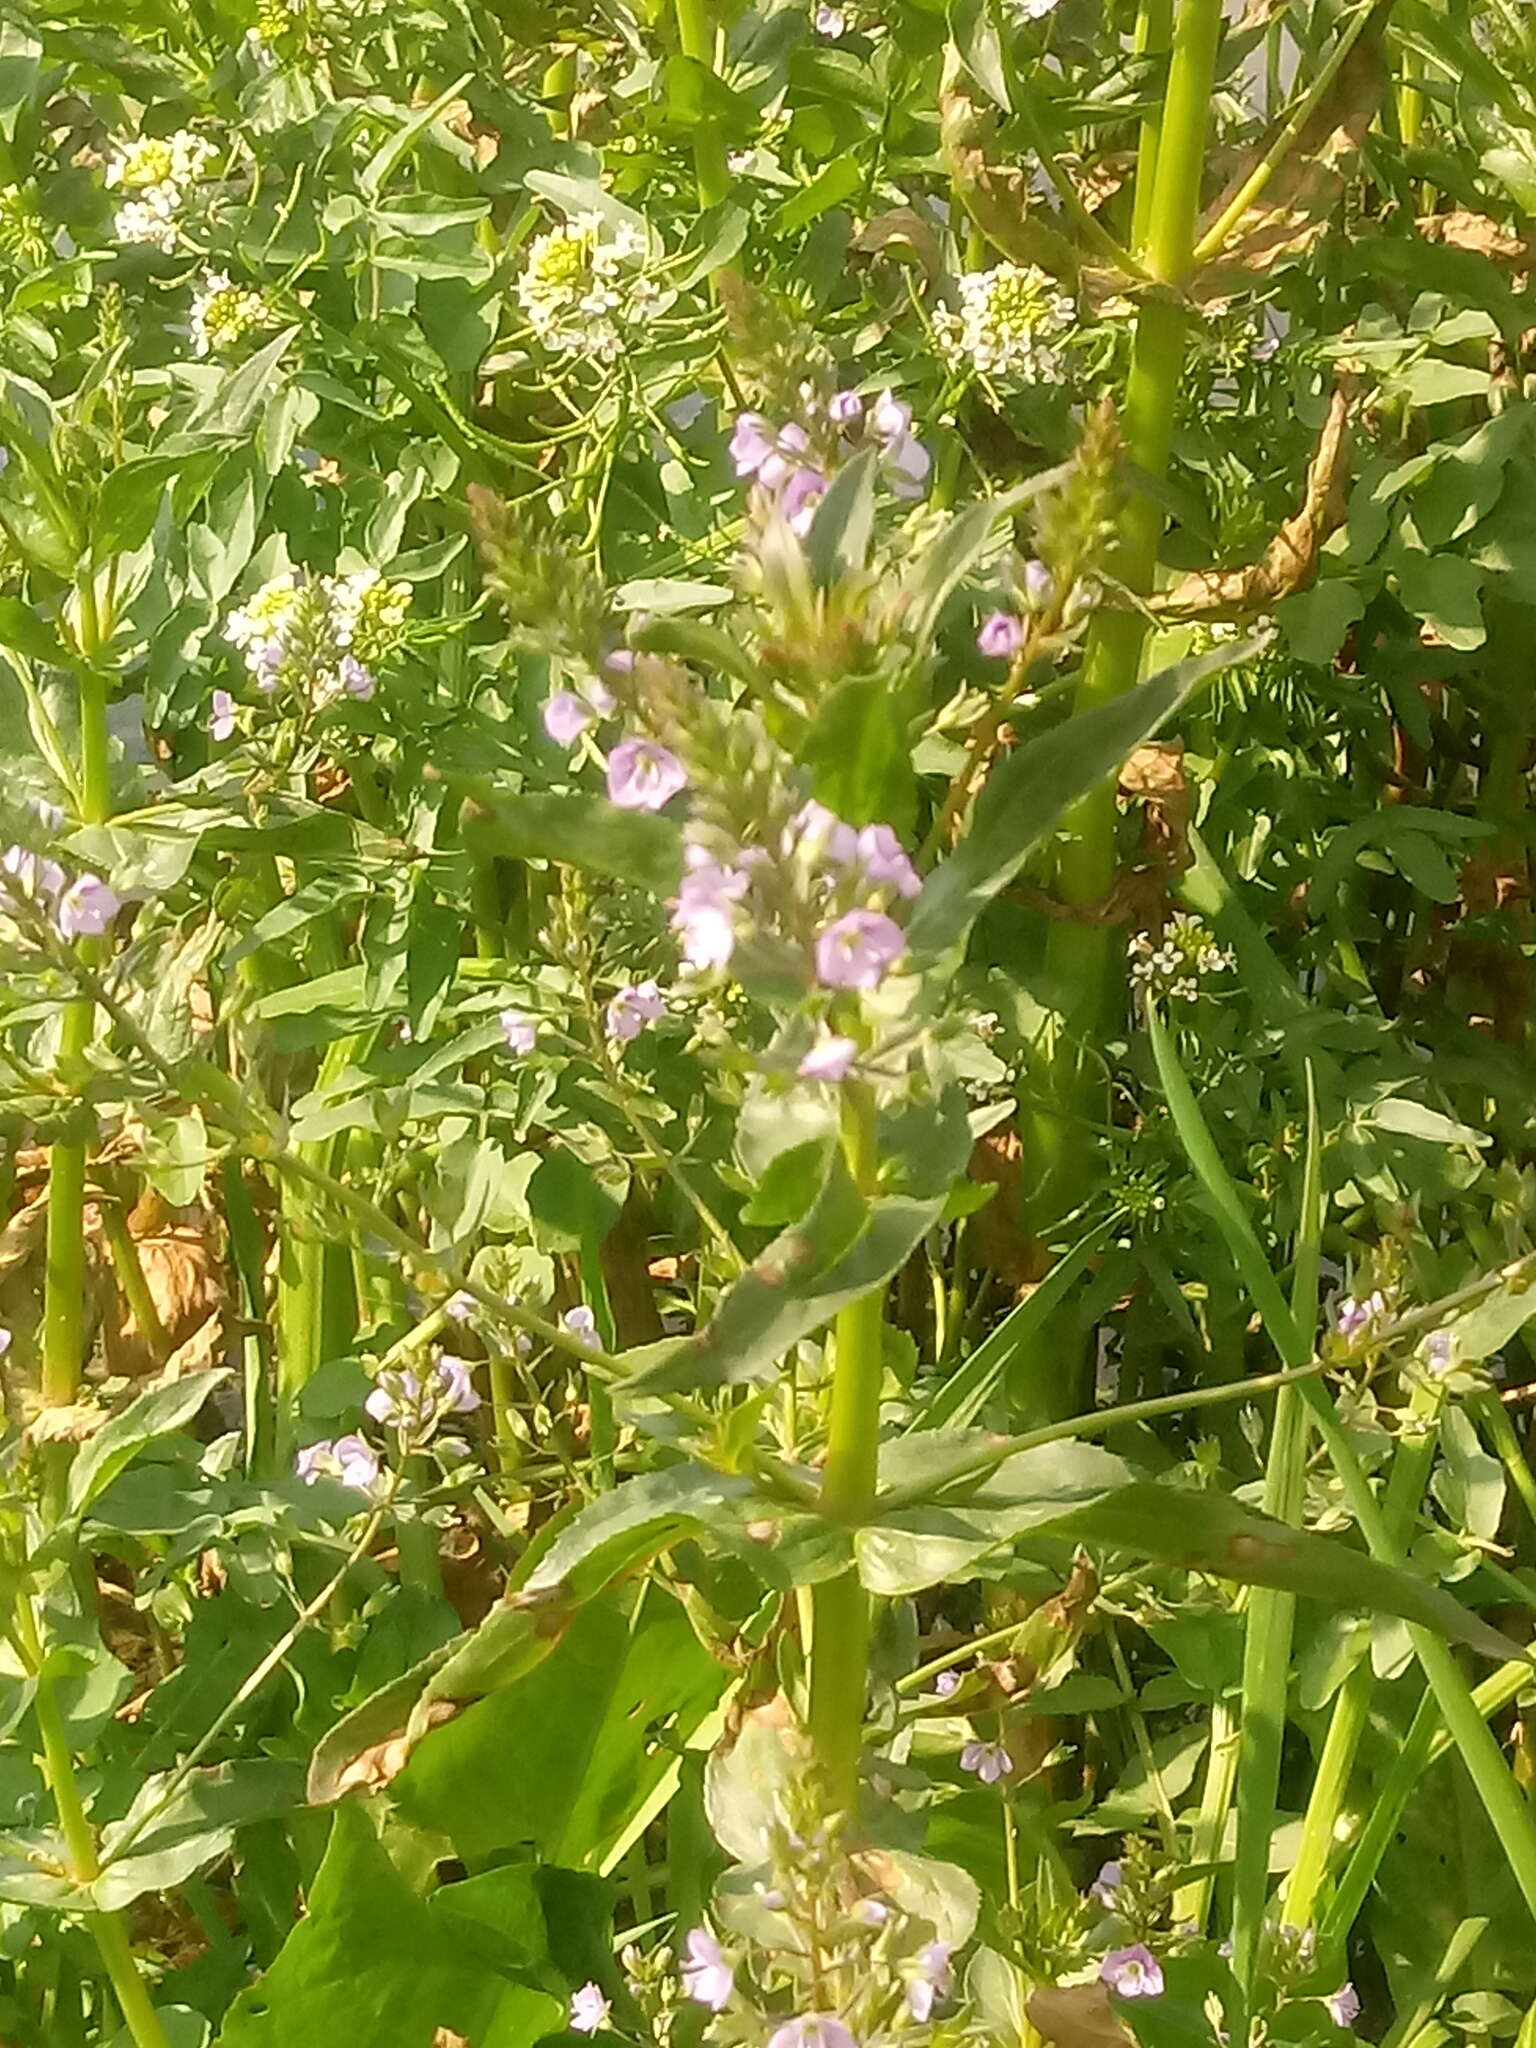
[68,1371,226,1521]
[908,639,1260,959]
[630,1091,971,1394]
[458,785,682,896]
[308,1642,460,1806]
[93,1760,304,1911]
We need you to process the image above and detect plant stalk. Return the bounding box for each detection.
[808,1086,883,1816]
[1022,0,1224,1283]
[674,0,731,210]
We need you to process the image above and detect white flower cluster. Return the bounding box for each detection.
[516,212,661,363]
[223,566,411,707]
[106,129,215,253]
[1128,914,1235,1003]
[189,271,273,357]
[933,262,1074,383]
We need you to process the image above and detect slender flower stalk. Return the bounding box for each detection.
[674,0,730,209]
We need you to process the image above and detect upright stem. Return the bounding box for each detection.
[14,1596,171,2048]
[1021,0,1224,1365]
[808,1087,883,1816]
[42,653,111,1516]
[1130,0,1175,254]
[674,0,731,209]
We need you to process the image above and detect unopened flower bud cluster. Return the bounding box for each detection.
[517,211,662,363]
[933,263,1075,383]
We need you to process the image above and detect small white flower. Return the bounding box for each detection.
[933,263,1074,383]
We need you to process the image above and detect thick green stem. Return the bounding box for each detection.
[42,659,111,1516]
[16,1598,170,2048]
[1022,0,1224,1277]
[808,1088,883,1816]
[674,0,730,209]
[1130,0,1175,254]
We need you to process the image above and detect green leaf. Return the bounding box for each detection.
[1275,580,1364,666]
[898,474,1064,650]
[1444,1280,1536,1366]
[214,1803,560,2047]
[69,1373,226,1521]
[521,1465,757,1603]
[358,72,476,198]
[631,1093,971,1392]
[191,327,301,438]
[949,0,1011,108]
[909,640,1256,957]
[804,449,877,588]
[94,1761,304,1911]
[804,674,914,830]
[0,594,67,666]
[742,1137,834,1228]
[525,170,647,241]
[773,157,862,234]
[1369,1099,1490,1148]
[459,788,682,896]
[1397,358,1492,407]
[526,1148,625,1251]
[1401,554,1485,650]
[661,52,752,134]
[1051,1485,1524,1663]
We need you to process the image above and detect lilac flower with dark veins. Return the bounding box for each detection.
[869,389,931,497]
[543,690,592,746]
[365,1369,421,1427]
[500,1008,537,1054]
[1090,1859,1123,1905]
[606,979,666,1042]
[1422,1329,1455,1376]
[563,1305,600,1349]
[856,824,921,899]
[680,1927,734,2011]
[729,412,776,478]
[815,4,847,34]
[434,1355,481,1413]
[977,611,1024,659]
[765,2018,859,2048]
[1325,1985,1361,2029]
[1100,1946,1164,1999]
[781,464,829,534]
[905,1942,951,2022]
[960,1740,1013,1783]
[295,1436,380,1491]
[569,1983,610,2035]
[758,420,812,492]
[797,1036,858,1083]
[671,848,749,969]
[56,875,121,939]
[209,688,236,741]
[1335,1290,1386,1339]
[607,736,687,812]
[294,1441,330,1484]
[340,654,374,700]
[828,389,863,427]
[934,1667,963,1697]
[814,909,906,991]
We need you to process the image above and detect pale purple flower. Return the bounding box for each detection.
[797,1036,858,1083]
[730,412,776,478]
[853,1898,889,1926]
[606,978,666,1042]
[1336,1290,1386,1339]
[1021,558,1054,609]
[782,465,829,533]
[1325,1985,1360,2029]
[0,1329,9,1358]
[977,611,1024,659]
[671,849,749,970]
[56,875,121,939]
[33,799,64,833]
[905,1942,950,2023]
[607,737,687,812]
[1422,1329,1455,1376]
[1090,1859,1123,1905]
[881,430,931,499]
[209,688,236,741]
[765,2019,859,2048]
[960,1740,1013,1784]
[295,1435,380,1491]
[569,1983,610,2035]
[543,690,592,746]
[499,1008,536,1054]
[828,389,863,427]
[563,1305,599,1349]
[435,1355,481,1413]
[365,1369,420,1426]
[680,1928,734,2011]
[870,390,913,442]
[758,421,811,492]
[445,1290,475,1321]
[786,800,859,868]
[934,1668,962,1698]
[1100,1946,1163,1999]
[814,909,906,991]
[856,823,920,899]
[340,654,374,700]
[1,845,65,902]
[815,4,847,33]
[600,652,632,685]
